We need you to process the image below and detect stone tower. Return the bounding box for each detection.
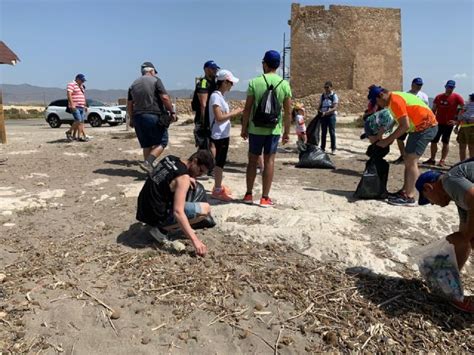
[289,4,402,98]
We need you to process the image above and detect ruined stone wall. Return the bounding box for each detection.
[289,4,402,105]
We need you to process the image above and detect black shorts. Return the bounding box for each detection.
[210,137,229,168]
[431,124,454,144]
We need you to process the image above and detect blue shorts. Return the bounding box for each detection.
[133,113,169,149]
[163,202,202,226]
[248,134,280,155]
[72,107,86,122]
[405,126,438,156]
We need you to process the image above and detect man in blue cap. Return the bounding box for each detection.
[394,77,430,164]
[191,60,220,150]
[241,50,292,207]
[424,80,465,167]
[416,158,474,312]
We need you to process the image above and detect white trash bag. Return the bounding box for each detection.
[414,238,464,302]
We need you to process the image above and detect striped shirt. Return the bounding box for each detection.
[67,81,86,107]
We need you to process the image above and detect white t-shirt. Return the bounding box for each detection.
[208,91,230,140]
[407,90,429,106]
[295,114,306,134]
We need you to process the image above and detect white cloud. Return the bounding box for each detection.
[453,73,468,79]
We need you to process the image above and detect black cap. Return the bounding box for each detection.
[141,61,156,70]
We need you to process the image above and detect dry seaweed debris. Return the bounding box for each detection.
[1,229,473,353]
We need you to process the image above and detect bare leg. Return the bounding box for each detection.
[246,153,259,194]
[149,145,165,160]
[440,142,450,161]
[468,144,474,159]
[430,142,437,160]
[397,139,405,157]
[402,153,420,198]
[257,154,264,171]
[213,167,223,189]
[162,203,211,232]
[262,153,276,197]
[459,143,467,161]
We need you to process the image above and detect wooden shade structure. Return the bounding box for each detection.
[0,41,20,144]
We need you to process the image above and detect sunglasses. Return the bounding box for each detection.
[324,86,331,89]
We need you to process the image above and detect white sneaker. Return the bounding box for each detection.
[331,149,336,155]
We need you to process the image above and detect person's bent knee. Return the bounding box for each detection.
[198,202,211,216]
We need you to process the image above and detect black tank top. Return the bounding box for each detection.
[136,155,188,226]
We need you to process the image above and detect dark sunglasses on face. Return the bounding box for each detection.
[324,86,330,89]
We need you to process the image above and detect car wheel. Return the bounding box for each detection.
[88,114,102,127]
[48,114,62,128]
[108,122,119,126]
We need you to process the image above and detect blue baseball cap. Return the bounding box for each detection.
[262,50,281,68]
[469,93,474,100]
[75,73,86,82]
[367,85,384,105]
[415,170,443,205]
[203,60,220,70]
[445,80,456,88]
[412,77,423,85]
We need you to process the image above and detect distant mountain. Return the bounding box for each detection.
[1,83,247,105]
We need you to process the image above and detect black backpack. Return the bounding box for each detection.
[253,75,284,128]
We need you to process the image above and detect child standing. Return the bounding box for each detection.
[292,103,307,150]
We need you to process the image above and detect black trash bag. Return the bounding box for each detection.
[306,113,322,146]
[354,157,389,199]
[296,144,335,169]
[366,143,390,160]
[186,182,216,229]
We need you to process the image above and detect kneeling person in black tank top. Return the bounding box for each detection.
[137,150,215,256]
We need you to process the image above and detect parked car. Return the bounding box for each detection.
[44,99,125,128]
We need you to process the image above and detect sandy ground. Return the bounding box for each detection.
[0,119,472,353]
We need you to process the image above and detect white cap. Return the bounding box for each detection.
[216,69,239,84]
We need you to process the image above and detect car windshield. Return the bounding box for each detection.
[87,99,106,107]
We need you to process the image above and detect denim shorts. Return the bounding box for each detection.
[248,134,280,155]
[163,202,202,226]
[72,107,86,122]
[133,113,169,149]
[405,126,438,156]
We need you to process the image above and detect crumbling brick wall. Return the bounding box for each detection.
[289,4,402,100]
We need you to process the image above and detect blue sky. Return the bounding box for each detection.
[0,0,472,98]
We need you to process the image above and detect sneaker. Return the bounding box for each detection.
[65,131,73,141]
[256,167,262,175]
[387,194,416,207]
[423,158,436,165]
[387,189,404,199]
[149,227,170,244]
[331,149,336,155]
[392,156,404,165]
[78,136,89,142]
[259,197,275,207]
[243,193,253,204]
[211,187,233,202]
[139,160,153,174]
[450,296,474,314]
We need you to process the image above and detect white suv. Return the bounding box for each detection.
[44,99,125,128]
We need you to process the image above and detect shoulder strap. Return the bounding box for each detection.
[273,79,284,90]
[262,74,270,89]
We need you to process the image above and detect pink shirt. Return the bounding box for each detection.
[67,81,86,107]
